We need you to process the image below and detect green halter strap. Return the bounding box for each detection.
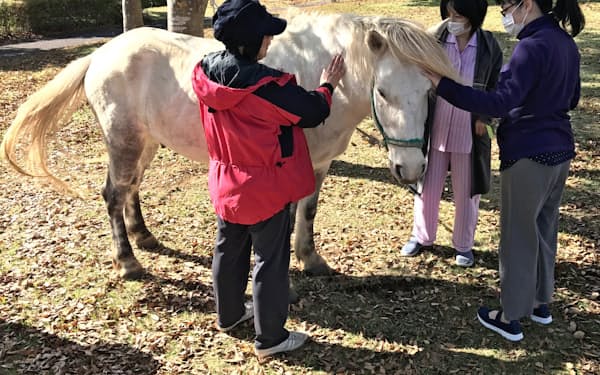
[370,84,424,151]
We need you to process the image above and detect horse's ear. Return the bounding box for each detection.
[366,30,387,55]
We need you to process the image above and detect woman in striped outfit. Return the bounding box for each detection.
[402,0,502,267]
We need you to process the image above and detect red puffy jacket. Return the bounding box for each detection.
[192,52,332,224]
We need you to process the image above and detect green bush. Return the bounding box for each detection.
[0,0,122,39]
[0,1,29,37]
[23,0,122,34]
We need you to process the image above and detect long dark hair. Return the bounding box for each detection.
[548,0,585,36]
[499,0,585,36]
[440,0,488,32]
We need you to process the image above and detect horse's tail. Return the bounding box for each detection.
[0,54,92,193]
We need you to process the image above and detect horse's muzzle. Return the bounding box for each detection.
[391,162,426,184]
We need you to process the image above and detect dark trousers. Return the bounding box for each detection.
[212,207,291,349]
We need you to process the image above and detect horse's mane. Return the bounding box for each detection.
[282,11,460,84]
[371,17,460,82]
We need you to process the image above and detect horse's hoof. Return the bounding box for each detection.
[289,287,300,304]
[114,257,145,280]
[136,235,160,250]
[304,263,335,277]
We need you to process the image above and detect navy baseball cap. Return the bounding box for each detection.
[213,0,287,47]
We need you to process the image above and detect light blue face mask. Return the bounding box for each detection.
[502,1,529,36]
[447,21,471,36]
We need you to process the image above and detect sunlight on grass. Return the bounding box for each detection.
[0,1,598,374]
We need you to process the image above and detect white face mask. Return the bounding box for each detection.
[502,1,528,37]
[447,21,471,36]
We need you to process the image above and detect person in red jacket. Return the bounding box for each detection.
[192,0,345,359]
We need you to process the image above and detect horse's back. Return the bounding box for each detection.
[85,27,218,101]
[86,28,222,162]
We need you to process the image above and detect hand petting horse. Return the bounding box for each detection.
[1,12,458,279]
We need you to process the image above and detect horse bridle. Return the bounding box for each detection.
[370,82,424,150]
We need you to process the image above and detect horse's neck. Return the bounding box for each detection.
[277,13,374,118]
[267,14,376,166]
[334,17,374,120]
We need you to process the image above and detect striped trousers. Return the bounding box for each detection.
[412,148,480,252]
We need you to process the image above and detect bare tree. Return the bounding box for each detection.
[167,0,209,36]
[123,0,144,31]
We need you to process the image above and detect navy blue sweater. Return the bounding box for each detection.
[436,15,581,162]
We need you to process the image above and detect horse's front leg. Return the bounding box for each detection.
[103,173,144,280]
[294,163,334,276]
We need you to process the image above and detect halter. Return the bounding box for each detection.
[370,83,424,150]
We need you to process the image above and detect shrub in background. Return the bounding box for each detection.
[0,1,29,37]
[23,0,122,34]
[0,0,122,39]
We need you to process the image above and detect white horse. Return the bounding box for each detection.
[1,12,457,279]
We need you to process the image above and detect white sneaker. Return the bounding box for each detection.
[217,301,253,332]
[255,331,309,360]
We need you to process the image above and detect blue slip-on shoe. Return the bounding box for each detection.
[530,304,553,325]
[477,306,523,342]
[455,250,474,267]
[217,301,254,332]
[401,238,427,257]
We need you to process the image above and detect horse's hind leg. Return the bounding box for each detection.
[124,143,160,250]
[294,163,334,276]
[103,172,144,279]
[102,141,147,280]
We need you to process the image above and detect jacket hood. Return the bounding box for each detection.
[192,50,293,111]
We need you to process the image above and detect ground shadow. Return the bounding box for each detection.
[283,271,598,373]
[142,243,213,268]
[0,320,159,374]
[329,159,411,188]
[138,273,215,315]
[136,244,215,314]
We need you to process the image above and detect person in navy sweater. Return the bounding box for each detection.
[192,0,345,359]
[423,0,585,341]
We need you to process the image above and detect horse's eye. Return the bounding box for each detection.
[377,88,387,100]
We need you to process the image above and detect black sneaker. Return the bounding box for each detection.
[531,304,552,325]
[477,306,523,342]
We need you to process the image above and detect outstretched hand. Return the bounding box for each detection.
[320,53,346,89]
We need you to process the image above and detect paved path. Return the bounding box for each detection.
[0,28,121,57]
[0,1,331,57]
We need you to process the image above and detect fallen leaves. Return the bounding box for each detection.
[1,3,600,375]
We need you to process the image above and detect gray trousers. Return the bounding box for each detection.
[212,207,291,349]
[499,159,570,320]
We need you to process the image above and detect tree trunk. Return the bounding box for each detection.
[123,0,144,31]
[167,0,209,36]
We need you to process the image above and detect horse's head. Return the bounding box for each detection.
[362,19,459,184]
[367,29,429,183]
